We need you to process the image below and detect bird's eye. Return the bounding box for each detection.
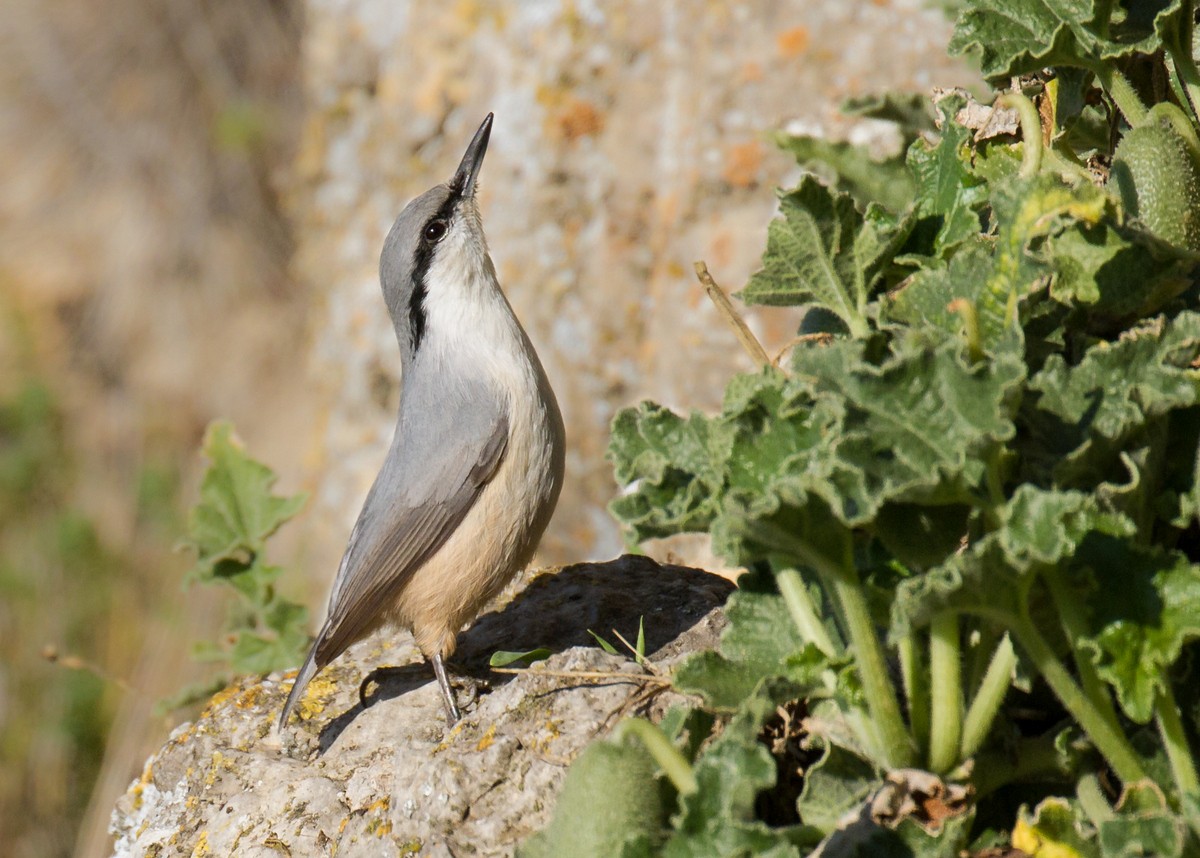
[423,220,448,242]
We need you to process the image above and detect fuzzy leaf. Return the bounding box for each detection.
[775,133,916,213]
[740,177,910,335]
[673,588,836,710]
[907,94,988,254]
[1025,312,1200,485]
[950,0,1184,82]
[1075,535,1200,723]
[185,421,307,578]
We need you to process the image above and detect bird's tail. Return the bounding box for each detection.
[278,636,323,731]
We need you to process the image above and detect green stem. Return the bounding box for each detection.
[1077,773,1115,826]
[1156,683,1200,799]
[1010,615,1147,785]
[1093,63,1149,127]
[614,718,698,796]
[1164,0,1200,126]
[997,92,1044,177]
[775,566,839,658]
[828,554,916,769]
[1042,569,1125,742]
[746,520,915,767]
[928,613,963,773]
[960,633,1016,760]
[898,634,930,760]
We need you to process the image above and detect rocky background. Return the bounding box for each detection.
[0,1,973,855]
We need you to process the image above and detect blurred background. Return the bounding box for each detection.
[0,1,972,854]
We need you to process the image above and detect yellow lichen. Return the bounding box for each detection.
[475,723,496,752]
[190,831,210,858]
[297,674,339,721]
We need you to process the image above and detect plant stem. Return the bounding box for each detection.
[997,92,1044,177]
[960,632,1016,760]
[1010,615,1147,785]
[694,261,774,366]
[775,566,839,658]
[827,553,916,769]
[614,718,699,796]
[1077,772,1116,826]
[898,634,930,760]
[1042,569,1125,742]
[1093,63,1148,127]
[928,613,963,773]
[1155,683,1200,799]
[747,519,914,767]
[1164,0,1200,126]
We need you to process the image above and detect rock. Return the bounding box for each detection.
[109,556,733,857]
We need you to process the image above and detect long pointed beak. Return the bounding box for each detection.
[451,113,493,197]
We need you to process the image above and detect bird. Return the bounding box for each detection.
[279,113,565,729]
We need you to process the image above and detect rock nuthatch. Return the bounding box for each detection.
[279,114,565,728]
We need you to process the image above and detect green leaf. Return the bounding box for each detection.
[1075,535,1200,723]
[587,630,621,656]
[608,401,732,543]
[489,648,553,668]
[891,486,1135,637]
[1025,312,1200,485]
[518,737,668,858]
[950,0,1184,81]
[665,695,818,857]
[185,420,307,580]
[796,739,879,833]
[1012,796,1099,858]
[740,176,912,336]
[673,588,834,710]
[1099,782,1185,857]
[907,93,988,254]
[841,91,936,134]
[1048,222,1194,321]
[774,133,917,213]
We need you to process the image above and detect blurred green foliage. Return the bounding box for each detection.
[0,379,122,855]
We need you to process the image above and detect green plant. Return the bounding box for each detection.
[534,2,1200,854]
[170,421,309,706]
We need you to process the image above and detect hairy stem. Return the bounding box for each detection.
[960,633,1016,761]
[1011,615,1146,785]
[614,718,698,796]
[1155,683,1200,799]
[928,613,963,773]
[1093,64,1148,127]
[898,634,930,760]
[775,566,839,658]
[828,552,916,769]
[1164,0,1200,126]
[1042,569,1124,741]
[997,92,1044,177]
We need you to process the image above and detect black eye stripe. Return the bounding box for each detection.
[408,189,463,351]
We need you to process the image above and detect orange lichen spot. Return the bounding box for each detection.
[739,61,765,83]
[558,98,605,141]
[776,26,810,58]
[722,141,766,188]
[366,797,390,814]
[475,723,497,752]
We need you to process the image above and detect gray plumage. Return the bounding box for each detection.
[279,114,565,729]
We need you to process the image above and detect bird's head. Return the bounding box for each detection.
[379,113,495,358]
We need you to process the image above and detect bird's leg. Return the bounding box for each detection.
[431,652,460,724]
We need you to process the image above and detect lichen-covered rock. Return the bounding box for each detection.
[109,557,732,857]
